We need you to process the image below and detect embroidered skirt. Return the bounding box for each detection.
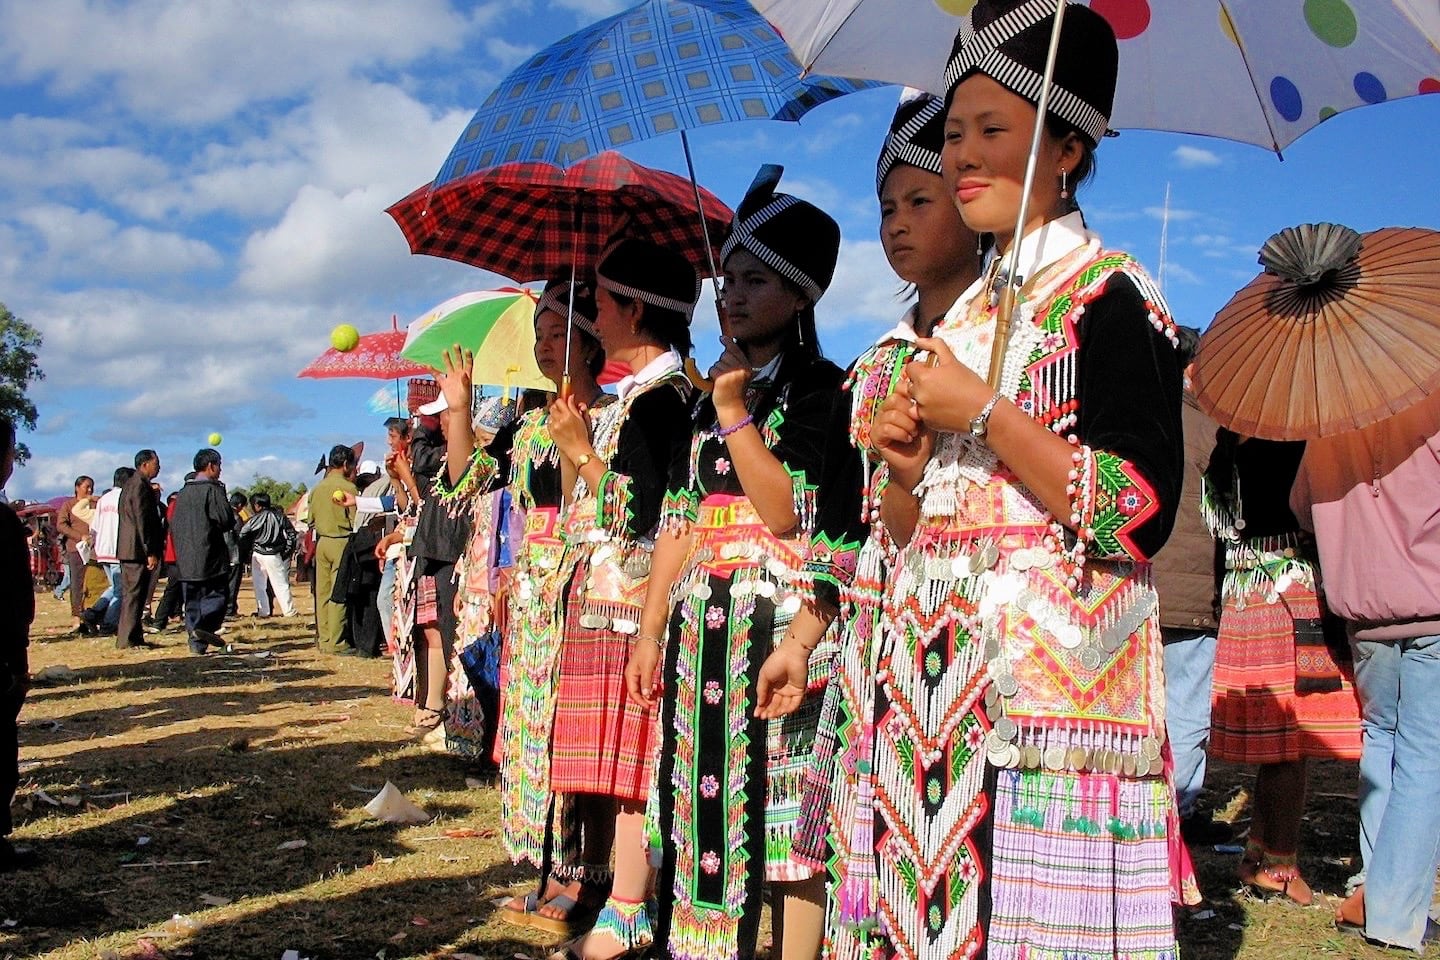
[1210,581,1361,764]
[654,496,826,960]
[550,565,657,802]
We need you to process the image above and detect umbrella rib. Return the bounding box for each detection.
[1215,1,1285,156]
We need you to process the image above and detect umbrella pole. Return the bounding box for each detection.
[986,0,1068,390]
[681,129,723,311]
[395,378,402,417]
[561,207,580,400]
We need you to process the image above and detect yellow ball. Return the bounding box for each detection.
[331,489,347,503]
[330,323,361,353]
[207,432,223,446]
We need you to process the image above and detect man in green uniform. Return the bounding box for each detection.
[310,445,357,654]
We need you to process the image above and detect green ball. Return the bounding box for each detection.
[330,323,361,353]
[208,432,223,446]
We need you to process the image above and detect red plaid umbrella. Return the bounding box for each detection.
[386,151,733,282]
[298,321,432,380]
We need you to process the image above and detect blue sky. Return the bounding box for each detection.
[2,0,1438,500]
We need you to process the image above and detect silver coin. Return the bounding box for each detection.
[780,595,802,616]
[732,580,753,597]
[756,580,777,599]
[1021,745,1042,769]
[984,731,1008,754]
[579,613,607,630]
[993,717,1017,742]
[1122,754,1138,777]
[1067,746,1089,771]
[692,582,713,600]
[1043,745,1067,771]
[996,675,1020,698]
[981,543,1000,569]
[1057,625,1084,650]
[1010,549,1033,572]
[1141,736,1162,760]
[983,685,998,708]
[1002,744,1022,768]
[1079,647,1102,671]
[1134,754,1152,778]
[968,551,986,576]
[984,701,1002,721]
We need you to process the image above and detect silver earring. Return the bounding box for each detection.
[1060,168,1069,200]
[977,234,985,256]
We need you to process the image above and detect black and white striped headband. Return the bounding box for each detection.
[596,243,700,318]
[720,195,826,303]
[534,283,598,339]
[945,0,1110,147]
[876,94,946,196]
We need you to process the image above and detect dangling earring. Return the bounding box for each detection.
[796,308,806,347]
[976,233,985,257]
[1060,168,1070,200]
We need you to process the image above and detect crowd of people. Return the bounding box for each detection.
[3,1,1439,957]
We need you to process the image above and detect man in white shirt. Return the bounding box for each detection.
[80,466,131,635]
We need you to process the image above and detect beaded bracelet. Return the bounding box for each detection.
[716,414,753,438]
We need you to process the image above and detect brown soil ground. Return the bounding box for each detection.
[0,582,1410,960]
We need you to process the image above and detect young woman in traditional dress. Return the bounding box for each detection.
[547,239,699,960]
[495,283,620,936]
[865,2,1194,957]
[814,91,983,960]
[1203,432,1360,905]
[625,169,863,960]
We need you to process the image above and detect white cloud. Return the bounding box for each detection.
[1158,262,1202,286]
[0,0,493,123]
[1172,145,1222,169]
[12,204,224,279]
[816,239,907,334]
[549,0,631,18]
[1143,206,1198,222]
[7,448,316,500]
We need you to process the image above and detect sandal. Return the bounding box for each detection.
[404,706,444,735]
[551,897,653,960]
[1239,849,1313,906]
[530,871,612,937]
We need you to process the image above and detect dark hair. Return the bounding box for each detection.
[578,328,606,377]
[384,417,410,439]
[408,427,444,479]
[134,448,158,469]
[607,292,693,356]
[193,448,222,472]
[167,492,179,504]
[74,475,93,491]
[229,492,247,508]
[1174,324,1202,369]
[0,418,12,464]
[328,444,356,470]
[250,492,271,511]
[113,466,135,488]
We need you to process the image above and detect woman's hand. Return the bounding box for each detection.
[904,337,993,434]
[708,336,752,422]
[755,636,811,719]
[433,344,474,417]
[873,381,934,491]
[547,394,594,463]
[624,637,663,707]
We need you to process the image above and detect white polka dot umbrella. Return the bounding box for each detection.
[754,0,1440,153]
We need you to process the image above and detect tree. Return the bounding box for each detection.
[246,474,307,511]
[0,302,44,463]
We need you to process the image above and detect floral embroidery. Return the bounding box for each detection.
[700,850,721,874]
[705,604,726,630]
[703,680,723,705]
[700,774,719,799]
[1116,485,1145,515]
[964,724,986,751]
[714,457,731,476]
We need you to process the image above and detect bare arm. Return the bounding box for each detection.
[710,338,797,536]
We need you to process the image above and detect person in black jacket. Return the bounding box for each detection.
[237,493,298,618]
[0,418,35,871]
[116,449,163,650]
[171,448,235,654]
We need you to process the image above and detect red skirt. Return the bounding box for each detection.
[1210,585,1361,764]
[549,577,657,802]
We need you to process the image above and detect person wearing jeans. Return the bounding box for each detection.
[1293,392,1440,951]
[1151,328,1224,841]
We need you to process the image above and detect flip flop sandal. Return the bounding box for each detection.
[529,893,600,937]
[499,891,540,928]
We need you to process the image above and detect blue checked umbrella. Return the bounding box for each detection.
[434,0,882,185]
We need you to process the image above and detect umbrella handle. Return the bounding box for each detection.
[986,0,1068,389]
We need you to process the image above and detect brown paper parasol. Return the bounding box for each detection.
[1192,223,1440,441]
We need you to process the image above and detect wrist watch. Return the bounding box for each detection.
[575,453,593,468]
[969,392,1003,439]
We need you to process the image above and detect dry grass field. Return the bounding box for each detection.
[0,582,1415,960]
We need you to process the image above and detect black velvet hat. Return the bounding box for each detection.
[596,238,700,319]
[945,0,1118,147]
[876,90,947,196]
[721,165,841,303]
[535,278,599,339]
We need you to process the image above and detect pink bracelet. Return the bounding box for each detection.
[716,414,753,438]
